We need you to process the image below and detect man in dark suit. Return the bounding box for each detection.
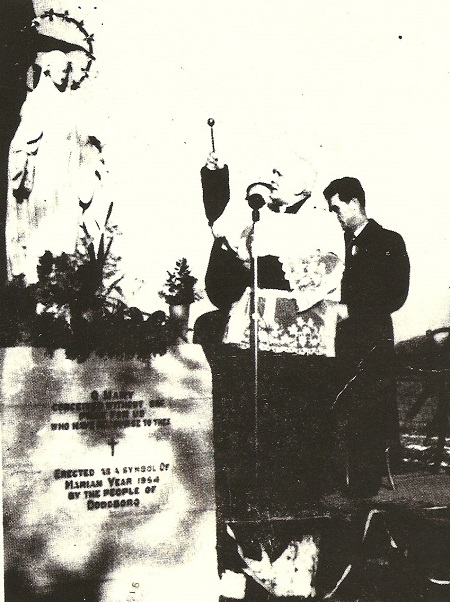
[323,176,410,498]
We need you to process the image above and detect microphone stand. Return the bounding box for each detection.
[247,200,263,481]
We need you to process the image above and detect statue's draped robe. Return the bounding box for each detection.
[6,76,103,282]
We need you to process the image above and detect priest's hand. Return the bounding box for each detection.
[205,152,224,170]
[329,301,349,321]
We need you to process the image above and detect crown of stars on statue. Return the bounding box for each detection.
[30,9,95,90]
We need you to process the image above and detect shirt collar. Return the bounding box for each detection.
[353,220,369,239]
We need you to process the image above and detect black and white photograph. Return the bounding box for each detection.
[1,1,450,600]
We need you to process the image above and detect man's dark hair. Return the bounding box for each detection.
[323,177,366,208]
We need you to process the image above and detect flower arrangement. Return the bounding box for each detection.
[159,258,202,306]
[0,203,178,362]
[34,202,124,333]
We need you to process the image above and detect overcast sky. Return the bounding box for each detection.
[32,0,450,342]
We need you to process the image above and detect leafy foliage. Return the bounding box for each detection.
[34,202,124,329]
[0,275,37,346]
[159,258,202,306]
[0,204,178,362]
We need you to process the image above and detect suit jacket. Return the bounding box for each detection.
[336,218,410,369]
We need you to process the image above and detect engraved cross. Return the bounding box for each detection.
[107,437,119,456]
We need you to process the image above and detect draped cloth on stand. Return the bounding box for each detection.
[220,204,345,356]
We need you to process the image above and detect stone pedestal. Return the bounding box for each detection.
[1,345,218,601]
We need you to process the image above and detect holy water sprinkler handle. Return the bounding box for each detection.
[207,118,216,153]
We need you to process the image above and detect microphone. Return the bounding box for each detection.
[246,183,272,223]
[247,193,266,210]
[245,182,273,210]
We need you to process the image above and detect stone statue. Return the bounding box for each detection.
[6,22,104,283]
